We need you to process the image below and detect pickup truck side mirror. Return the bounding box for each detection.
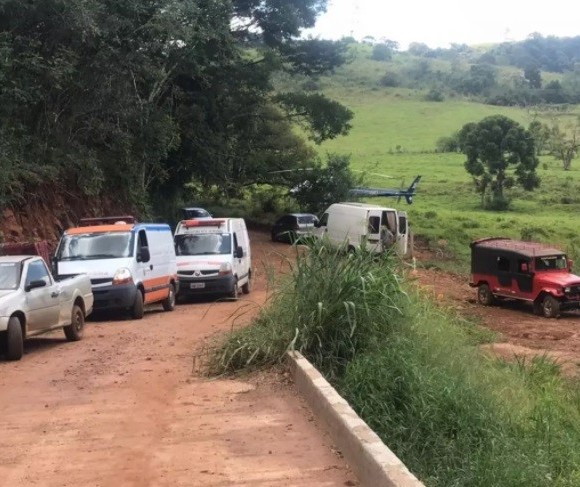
[26,279,47,292]
[314,221,321,228]
[235,246,244,258]
[137,246,150,263]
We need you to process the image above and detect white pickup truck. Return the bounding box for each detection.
[0,255,94,360]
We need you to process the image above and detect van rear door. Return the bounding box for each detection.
[367,210,382,251]
[397,211,408,256]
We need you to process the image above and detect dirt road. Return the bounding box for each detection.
[0,232,357,487]
[415,266,580,377]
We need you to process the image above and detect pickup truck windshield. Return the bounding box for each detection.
[175,233,231,256]
[535,255,568,271]
[57,232,134,260]
[0,262,21,289]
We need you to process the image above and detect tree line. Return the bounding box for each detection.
[0,0,354,219]
[359,34,580,107]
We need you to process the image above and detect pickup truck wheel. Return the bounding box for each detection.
[241,273,252,294]
[542,295,561,318]
[64,304,85,341]
[131,290,145,319]
[162,283,176,311]
[6,317,23,361]
[477,284,495,305]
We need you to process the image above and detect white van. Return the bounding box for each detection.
[315,203,411,256]
[54,216,178,319]
[174,218,251,299]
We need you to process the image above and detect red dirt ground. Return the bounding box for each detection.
[0,231,358,487]
[412,262,580,377]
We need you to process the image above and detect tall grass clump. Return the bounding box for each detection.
[340,292,580,486]
[207,240,408,379]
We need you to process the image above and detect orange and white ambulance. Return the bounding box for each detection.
[53,216,178,319]
[174,218,251,299]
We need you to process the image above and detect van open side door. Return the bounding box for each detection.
[367,210,383,252]
[397,211,408,256]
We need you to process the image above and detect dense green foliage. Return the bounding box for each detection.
[211,242,580,486]
[290,153,361,214]
[0,0,352,216]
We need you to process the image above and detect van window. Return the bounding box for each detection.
[368,216,380,234]
[175,233,232,256]
[399,215,407,235]
[57,232,134,260]
[319,213,329,226]
[497,256,510,272]
[138,230,148,248]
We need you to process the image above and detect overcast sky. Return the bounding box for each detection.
[305,0,580,49]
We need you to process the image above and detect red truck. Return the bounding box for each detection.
[469,237,580,318]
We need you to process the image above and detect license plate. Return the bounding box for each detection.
[190,283,205,289]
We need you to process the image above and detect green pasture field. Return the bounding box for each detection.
[314,87,580,273]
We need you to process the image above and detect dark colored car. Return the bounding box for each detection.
[469,237,580,318]
[271,213,319,243]
[181,207,212,220]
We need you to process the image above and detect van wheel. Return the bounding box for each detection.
[241,273,252,294]
[6,316,23,361]
[162,283,176,311]
[542,295,560,318]
[477,284,495,305]
[131,289,145,319]
[64,304,85,341]
[229,279,239,300]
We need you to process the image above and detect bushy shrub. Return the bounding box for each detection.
[380,71,400,87]
[424,88,444,102]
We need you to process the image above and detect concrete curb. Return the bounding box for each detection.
[287,351,425,487]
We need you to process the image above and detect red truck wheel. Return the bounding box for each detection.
[477,284,495,306]
[542,295,560,318]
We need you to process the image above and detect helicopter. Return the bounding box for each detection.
[269,168,421,205]
[349,175,422,204]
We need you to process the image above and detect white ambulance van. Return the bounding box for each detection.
[53,216,178,319]
[174,218,252,299]
[314,203,411,256]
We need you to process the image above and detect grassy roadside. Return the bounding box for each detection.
[208,242,580,486]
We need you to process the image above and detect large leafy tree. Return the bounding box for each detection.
[0,0,352,219]
[457,115,540,209]
[290,154,361,214]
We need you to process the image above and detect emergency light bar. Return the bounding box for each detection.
[79,215,137,226]
[182,219,225,228]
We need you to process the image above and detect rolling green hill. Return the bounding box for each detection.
[310,50,580,271]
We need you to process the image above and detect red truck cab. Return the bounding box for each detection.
[469,237,580,318]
